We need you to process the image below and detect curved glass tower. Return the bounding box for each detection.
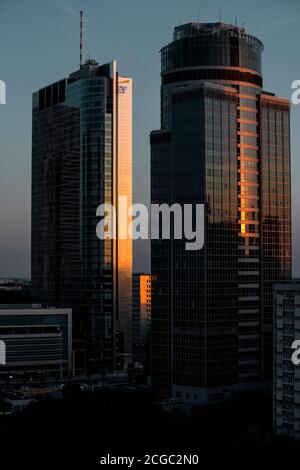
[160,22,263,128]
[151,22,291,402]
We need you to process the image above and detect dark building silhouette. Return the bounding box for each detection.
[32,60,133,373]
[0,279,31,304]
[150,22,291,403]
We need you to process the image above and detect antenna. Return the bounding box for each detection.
[197,8,200,22]
[219,9,222,23]
[235,13,238,27]
[80,11,83,67]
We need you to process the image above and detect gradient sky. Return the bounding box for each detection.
[0,0,299,278]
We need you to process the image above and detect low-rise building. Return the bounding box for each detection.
[0,305,72,383]
[274,280,300,438]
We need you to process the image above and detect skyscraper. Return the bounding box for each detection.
[151,22,291,402]
[32,59,132,373]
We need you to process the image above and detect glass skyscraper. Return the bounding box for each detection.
[151,22,291,402]
[32,59,132,373]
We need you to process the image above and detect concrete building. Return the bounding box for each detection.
[274,281,300,438]
[0,305,72,382]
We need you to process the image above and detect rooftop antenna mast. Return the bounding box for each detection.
[219,9,222,23]
[197,8,200,22]
[235,13,238,27]
[80,11,83,68]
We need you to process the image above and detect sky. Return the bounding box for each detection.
[0,0,299,278]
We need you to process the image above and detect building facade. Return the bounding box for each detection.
[274,281,300,439]
[0,305,72,382]
[32,60,132,373]
[132,274,153,363]
[151,22,291,402]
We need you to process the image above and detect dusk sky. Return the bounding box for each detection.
[0,0,299,278]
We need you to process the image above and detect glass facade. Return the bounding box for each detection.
[162,23,262,73]
[32,60,132,373]
[151,22,291,401]
[160,22,263,130]
[261,95,292,379]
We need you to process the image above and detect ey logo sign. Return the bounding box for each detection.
[0,340,6,364]
[0,80,6,104]
[118,85,127,94]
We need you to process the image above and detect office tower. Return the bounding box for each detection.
[274,281,300,438]
[32,59,132,373]
[132,273,153,362]
[151,22,291,402]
